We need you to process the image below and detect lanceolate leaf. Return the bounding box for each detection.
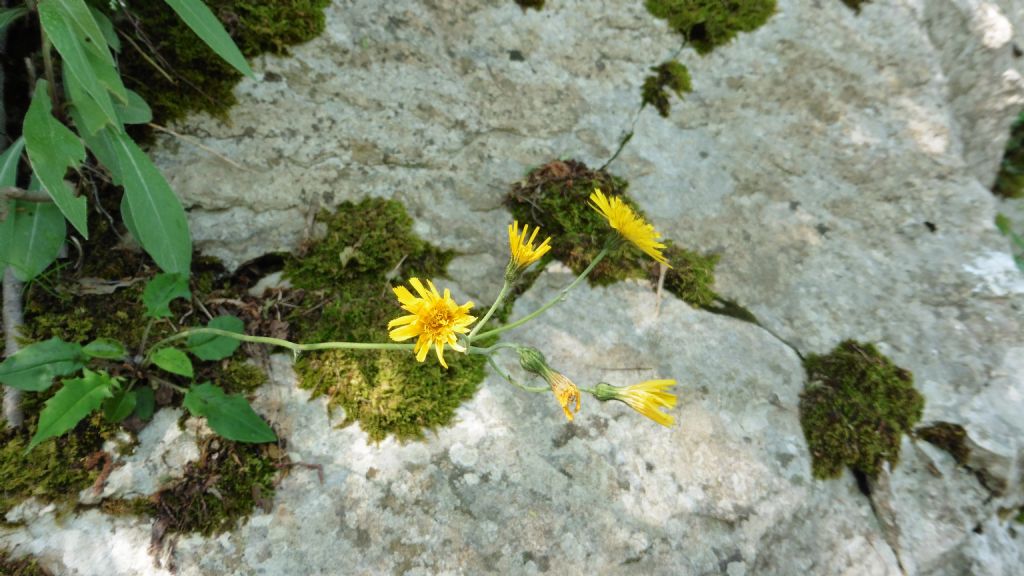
[0,7,28,33]
[142,273,191,318]
[102,388,137,422]
[3,200,67,282]
[187,315,245,361]
[29,369,114,451]
[0,338,85,392]
[83,338,127,360]
[151,347,194,378]
[135,387,155,421]
[37,3,117,128]
[0,136,24,187]
[65,61,111,136]
[162,0,253,77]
[109,131,191,274]
[23,79,88,237]
[183,382,276,443]
[54,0,114,66]
[0,137,26,268]
[115,90,153,125]
[89,5,121,53]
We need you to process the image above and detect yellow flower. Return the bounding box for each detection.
[508,220,552,272]
[549,372,581,422]
[388,278,476,368]
[589,188,671,266]
[594,380,677,427]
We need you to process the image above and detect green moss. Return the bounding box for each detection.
[0,402,119,515]
[799,341,924,480]
[994,112,1024,198]
[505,159,720,308]
[645,0,776,54]
[113,0,331,126]
[515,0,545,9]
[217,360,268,394]
[148,438,282,536]
[916,422,970,466]
[641,60,692,117]
[283,198,486,442]
[0,549,53,576]
[840,0,871,12]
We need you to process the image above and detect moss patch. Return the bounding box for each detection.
[839,0,871,12]
[112,0,331,126]
[505,159,720,308]
[515,0,545,9]
[800,341,924,480]
[641,60,692,117]
[645,0,777,55]
[916,422,969,466]
[283,198,487,442]
[0,550,53,576]
[12,185,278,518]
[147,437,284,537]
[994,112,1024,198]
[0,403,118,515]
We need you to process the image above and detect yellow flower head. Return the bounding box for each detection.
[589,188,671,267]
[549,371,581,422]
[594,379,677,427]
[508,220,552,273]
[388,278,476,369]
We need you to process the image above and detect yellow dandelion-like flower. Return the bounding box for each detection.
[549,372,581,422]
[589,188,671,267]
[508,221,552,272]
[595,380,677,427]
[388,278,476,369]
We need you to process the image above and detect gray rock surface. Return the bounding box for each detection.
[3,0,1024,573]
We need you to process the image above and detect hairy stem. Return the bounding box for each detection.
[3,268,24,427]
[467,280,510,343]
[474,247,610,340]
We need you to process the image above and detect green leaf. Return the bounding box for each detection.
[1,200,67,282]
[0,7,28,32]
[64,61,111,136]
[54,0,114,66]
[89,5,120,52]
[83,338,127,360]
[28,369,114,451]
[82,36,127,102]
[78,124,120,180]
[102,388,137,422]
[996,213,1012,235]
[183,382,276,443]
[109,131,192,274]
[115,90,152,125]
[142,272,191,318]
[0,136,24,187]
[134,387,155,421]
[151,347,193,378]
[163,0,253,77]
[23,79,88,237]
[37,3,117,129]
[187,315,245,361]
[0,338,85,392]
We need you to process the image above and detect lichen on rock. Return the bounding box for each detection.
[800,341,924,479]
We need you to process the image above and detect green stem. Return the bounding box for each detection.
[467,280,510,343]
[468,342,521,354]
[474,247,610,340]
[149,328,416,356]
[487,355,548,393]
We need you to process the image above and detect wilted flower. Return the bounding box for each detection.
[517,346,581,422]
[589,188,670,266]
[388,278,476,368]
[594,379,677,427]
